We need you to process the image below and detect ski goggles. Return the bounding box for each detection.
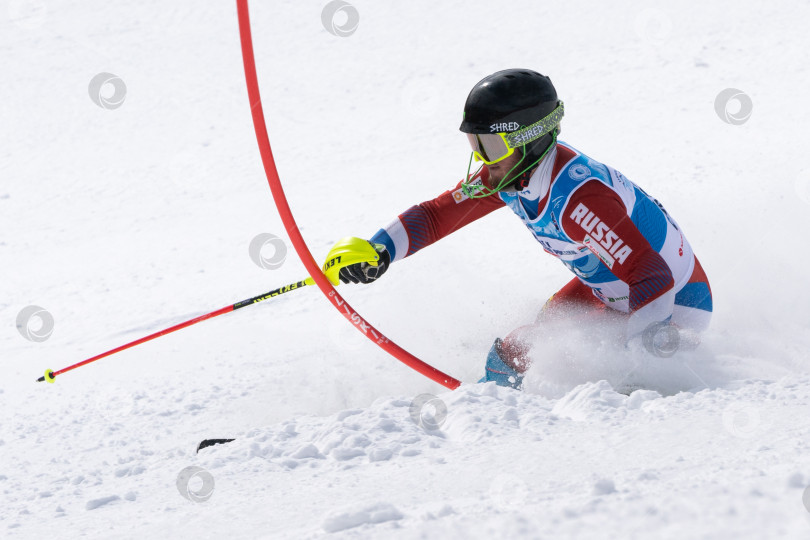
[466,101,564,165]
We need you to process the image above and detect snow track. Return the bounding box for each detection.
[4,380,810,538]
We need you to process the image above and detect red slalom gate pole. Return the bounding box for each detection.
[235,0,460,390]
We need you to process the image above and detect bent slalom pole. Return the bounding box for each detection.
[37,237,379,383]
[236,0,461,390]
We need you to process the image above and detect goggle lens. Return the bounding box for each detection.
[466,133,513,165]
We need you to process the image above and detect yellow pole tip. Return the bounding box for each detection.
[44,369,55,383]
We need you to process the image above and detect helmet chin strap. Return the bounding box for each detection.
[508,147,535,191]
[502,128,558,192]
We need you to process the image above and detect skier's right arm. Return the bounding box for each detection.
[337,166,505,284]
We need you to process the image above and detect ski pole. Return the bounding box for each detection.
[37,278,312,383]
[37,237,381,383]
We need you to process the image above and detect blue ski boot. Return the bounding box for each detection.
[478,338,524,389]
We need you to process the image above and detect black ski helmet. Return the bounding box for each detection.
[460,69,562,186]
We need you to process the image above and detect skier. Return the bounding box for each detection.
[334,69,712,388]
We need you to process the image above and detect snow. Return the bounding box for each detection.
[2,0,810,538]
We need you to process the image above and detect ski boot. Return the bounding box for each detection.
[478,338,524,389]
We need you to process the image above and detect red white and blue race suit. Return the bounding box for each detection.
[369,141,712,365]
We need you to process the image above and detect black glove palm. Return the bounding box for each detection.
[338,243,391,284]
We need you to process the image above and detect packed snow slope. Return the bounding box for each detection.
[2,0,810,538]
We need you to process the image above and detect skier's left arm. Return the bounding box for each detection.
[560,180,676,340]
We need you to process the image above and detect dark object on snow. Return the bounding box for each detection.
[197,438,236,453]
